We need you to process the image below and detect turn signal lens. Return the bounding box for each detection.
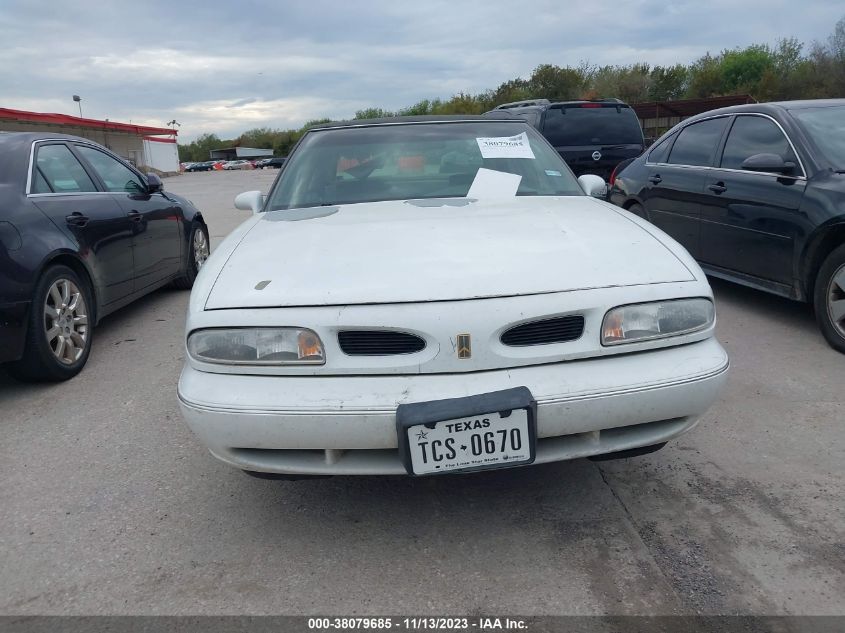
[298,330,323,360]
[601,298,714,346]
[187,328,325,365]
[603,311,624,341]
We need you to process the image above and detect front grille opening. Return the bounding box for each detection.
[338,330,426,356]
[501,315,585,346]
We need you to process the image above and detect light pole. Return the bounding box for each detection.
[72,95,82,117]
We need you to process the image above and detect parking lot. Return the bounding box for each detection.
[1,170,842,615]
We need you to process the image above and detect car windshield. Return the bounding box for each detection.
[789,105,845,170]
[266,121,583,210]
[542,105,644,146]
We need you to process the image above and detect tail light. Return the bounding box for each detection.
[609,163,620,187]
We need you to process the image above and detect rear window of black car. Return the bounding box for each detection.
[668,117,729,167]
[541,104,644,146]
[647,134,675,163]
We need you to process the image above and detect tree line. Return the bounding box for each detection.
[178,16,845,162]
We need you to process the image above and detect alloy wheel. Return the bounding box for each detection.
[194,229,209,269]
[827,263,845,338]
[44,278,89,365]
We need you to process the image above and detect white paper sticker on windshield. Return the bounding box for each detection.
[466,168,522,198]
[476,132,536,159]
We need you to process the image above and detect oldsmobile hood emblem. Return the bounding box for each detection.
[456,334,472,359]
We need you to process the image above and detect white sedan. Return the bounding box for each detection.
[178,115,729,478]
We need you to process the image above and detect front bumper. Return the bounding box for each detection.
[178,337,729,475]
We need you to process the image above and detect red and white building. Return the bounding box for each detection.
[0,107,179,173]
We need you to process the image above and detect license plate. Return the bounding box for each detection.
[396,387,536,476]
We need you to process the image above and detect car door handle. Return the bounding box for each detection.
[648,175,662,184]
[708,182,727,194]
[128,211,143,222]
[65,212,89,227]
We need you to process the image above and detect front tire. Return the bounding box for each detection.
[9,265,94,382]
[814,243,845,353]
[173,221,209,290]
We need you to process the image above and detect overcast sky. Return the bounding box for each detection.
[0,1,840,141]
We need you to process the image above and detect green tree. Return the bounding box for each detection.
[527,64,585,100]
[398,99,439,116]
[354,108,394,119]
[431,92,484,114]
[648,65,689,101]
[178,132,228,162]
[302,118,333,129]
[720,45,775,92]
[488,78,532,107]
[237,127,277,149]
[686,53,725,97]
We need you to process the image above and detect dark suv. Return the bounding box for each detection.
[489,98,645,180]
[608,99,845,353]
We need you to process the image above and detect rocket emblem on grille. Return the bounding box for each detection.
[456,334,472,359]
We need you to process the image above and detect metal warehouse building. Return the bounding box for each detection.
[0,107,179,173]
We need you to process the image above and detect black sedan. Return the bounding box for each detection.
[261,157,286,169]
[609,99,845,353]
[185,161,214,172]
[0,132,209,380]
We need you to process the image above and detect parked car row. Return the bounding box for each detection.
[180,157,286,172]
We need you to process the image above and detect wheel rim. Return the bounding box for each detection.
[827,263,845,338]
[193,229,209,269]
[44,278,89,365]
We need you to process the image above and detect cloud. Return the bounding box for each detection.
[0,0,841,141]
[169,97,370,138]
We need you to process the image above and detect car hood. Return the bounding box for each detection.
[204,196,695,309]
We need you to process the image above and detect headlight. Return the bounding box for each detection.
[602,298,714,345]
[187,328,325,365]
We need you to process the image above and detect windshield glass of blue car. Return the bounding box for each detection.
[267,122,584,210]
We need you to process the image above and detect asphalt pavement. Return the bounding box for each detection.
[1,170,842,616]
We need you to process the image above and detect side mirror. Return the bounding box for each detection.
[578,174,608,198]
[740,153,796,174]
[234,190,264,214]
[145,172,163,193]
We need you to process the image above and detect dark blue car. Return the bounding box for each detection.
[0,132,209,380]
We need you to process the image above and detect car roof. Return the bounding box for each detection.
[306,114,522,131]
[485,99,631,115]
[685,98,845,121]
[0,131,96,145]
